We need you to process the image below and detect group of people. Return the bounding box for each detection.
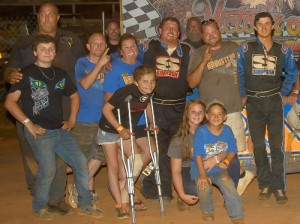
[3,2,300,224]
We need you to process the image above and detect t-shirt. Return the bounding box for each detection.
[103,57,145,125]
[7,29,85,119]
[188,41,242,113]
[75,56,105,123]
[9,63,77,129]
[168,134,194,167]
[103,57,142,94]
[191,124,237,179]
[99,84,152,133]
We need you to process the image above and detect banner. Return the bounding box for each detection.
[121,0,300,173]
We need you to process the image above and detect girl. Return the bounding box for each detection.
[168,99,205,210]
[98,65,156,218]
[191,100,244,224]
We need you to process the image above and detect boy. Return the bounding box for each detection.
[4,34,103,220]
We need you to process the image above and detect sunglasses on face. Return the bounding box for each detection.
[201,19,215,25]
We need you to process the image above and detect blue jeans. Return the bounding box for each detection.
[16,122,66,204]
[25,128,92,211]
[197,171,243,220]
[182,167,198,196]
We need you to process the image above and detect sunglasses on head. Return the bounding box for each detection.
[201,19,215,25]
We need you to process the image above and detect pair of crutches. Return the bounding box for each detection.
[117,95,165,224]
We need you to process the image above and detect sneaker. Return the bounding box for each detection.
[237,170,255,195]
[67,184,78,208]
[273,189,288,204]
[91,191,99,203]
[202,211,214,221]
[48,201,73,215]
[115,207,130,219]
[142,162,154,176]
[259,187,271,200]
[34,208,53,220]
[78,207,104,218]
[177,198,190,211]
[232,218,244,224]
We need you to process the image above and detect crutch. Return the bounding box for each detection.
[144,96,165,216]
[117,95,136,224]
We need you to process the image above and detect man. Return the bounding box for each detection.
[140,17,192,200]
[187,19,254,196]
[105,20,120,55]
[237,12,298,204]
[4,3,85,214]
[68,33,110,208]
[183,16,204,49]
[4,34,103,220]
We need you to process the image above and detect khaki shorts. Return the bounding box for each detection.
[224,112,246,152]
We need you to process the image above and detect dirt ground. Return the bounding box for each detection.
[1,134,300,224]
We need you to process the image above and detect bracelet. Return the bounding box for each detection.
[214,155,220,164]
[22,118,31,125]
[292,90,299,95]
[116,125,124,133]
[222,159,229,167]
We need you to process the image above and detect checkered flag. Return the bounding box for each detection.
[122,0,161,40]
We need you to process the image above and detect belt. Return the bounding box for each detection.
[153,97,186,105]
[246,88,280,98]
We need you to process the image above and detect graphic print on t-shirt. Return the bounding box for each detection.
[204,141,228,157]
[155,56,181,78]
[29,77,49,115]
[252,54,277,76]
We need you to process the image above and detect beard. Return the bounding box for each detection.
[188,32,202,42]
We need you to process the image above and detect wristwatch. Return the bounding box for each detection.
[214,155,220,164]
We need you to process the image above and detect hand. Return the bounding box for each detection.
[61,120,75,131]
[196,175,212,190]
[201,45,212,66]
[25,122,46,139]
[285,93,298,105]
[180,194,199,205]
[241,97,247,107]
[98,48,111,68]
[7,68,23,84]
[203,157,217,172]
[150,123,159,134]
[119,128,132,140]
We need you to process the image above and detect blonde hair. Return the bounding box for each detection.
[173,99,206,160]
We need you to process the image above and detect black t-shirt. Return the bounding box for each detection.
[9,64,77,129]
[99,84,152,133]
[107,42,119,55]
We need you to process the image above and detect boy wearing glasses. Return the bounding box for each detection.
[237,12,298,204]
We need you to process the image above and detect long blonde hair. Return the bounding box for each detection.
[173,99,206,160]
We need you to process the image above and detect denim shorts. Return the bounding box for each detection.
[97,128,120,145]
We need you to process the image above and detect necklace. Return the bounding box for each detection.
[37,65,55,80]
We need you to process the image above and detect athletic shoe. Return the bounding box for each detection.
[91,191,99,202]
[115,207,130,219]
[34,208,53,220]
[237,170,255,195]
[202,212,214,221]
[67,184,78,208]
[78,207,104,218]
[259,187,271,200]
[48,201,73,215]
[232,218,244,224]
[273,189,288,204]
